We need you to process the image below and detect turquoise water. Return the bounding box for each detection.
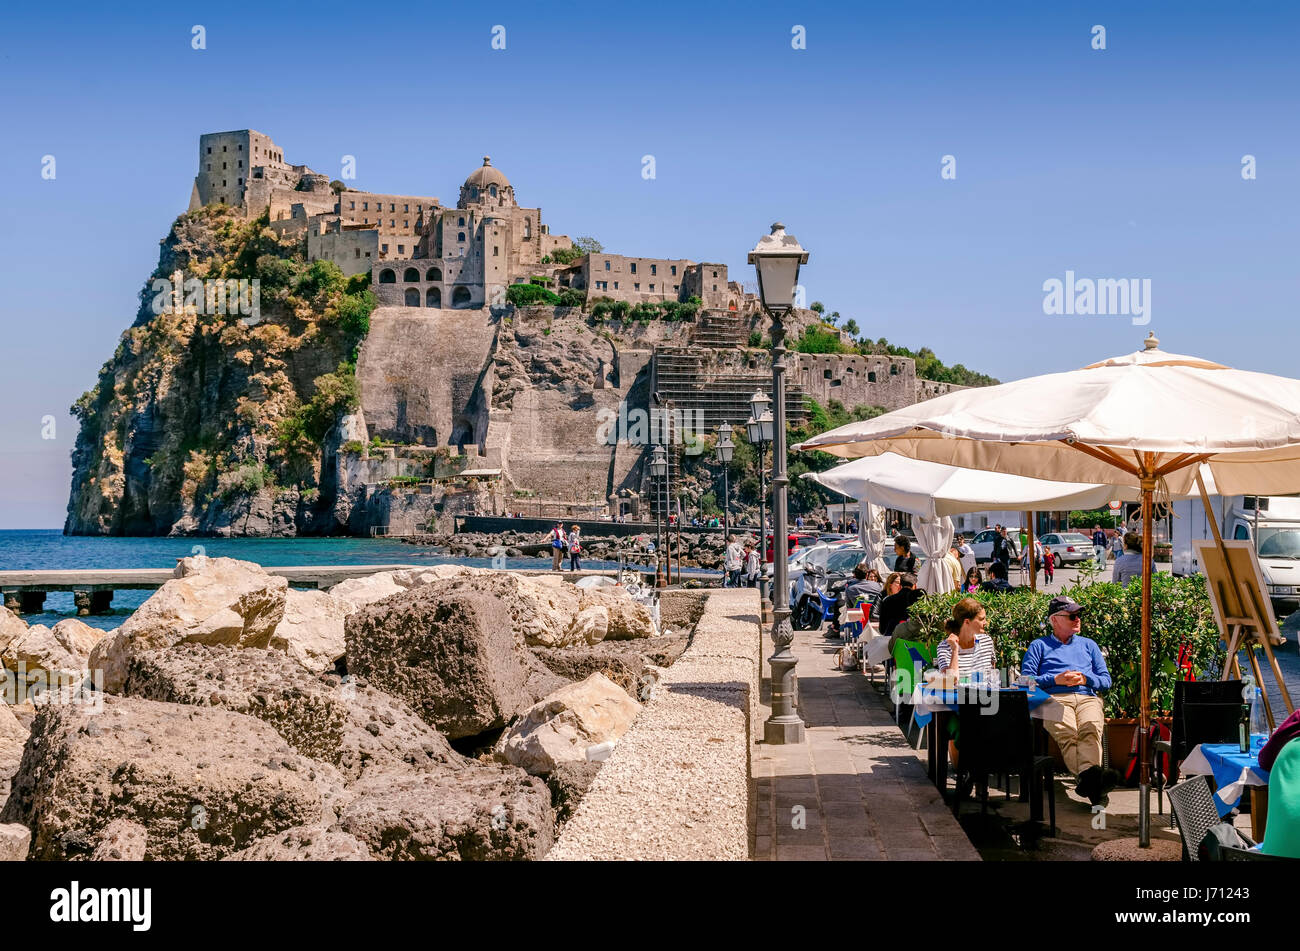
[0,530,640,630]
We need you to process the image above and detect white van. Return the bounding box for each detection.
[1171,494,1300,617]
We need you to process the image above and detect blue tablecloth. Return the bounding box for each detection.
[910,684,1056,728]
[1181,740,1270,816]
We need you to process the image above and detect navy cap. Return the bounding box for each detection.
[1048,596,1084,618]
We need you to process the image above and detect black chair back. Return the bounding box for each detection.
[958,689,1033,776]
[1173,680,1244,762]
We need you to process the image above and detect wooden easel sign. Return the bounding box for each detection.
[1193,539,1294,727]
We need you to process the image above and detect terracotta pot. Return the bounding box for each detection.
[1104,717,1172,775]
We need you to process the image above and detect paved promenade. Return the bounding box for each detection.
[750,627,979,861]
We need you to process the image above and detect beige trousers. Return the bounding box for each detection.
[1043,693,1105,776]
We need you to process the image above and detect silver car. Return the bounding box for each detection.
[1039,532,1095,566]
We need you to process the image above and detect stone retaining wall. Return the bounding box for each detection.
[545,588,760,860]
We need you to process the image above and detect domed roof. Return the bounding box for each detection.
[464,155,510,190]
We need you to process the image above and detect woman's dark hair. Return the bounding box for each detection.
[1124,531,1142,552]
[965,566,981,583]
[943,596,984,636]
[895,536,911,553]
[884,571,901,591]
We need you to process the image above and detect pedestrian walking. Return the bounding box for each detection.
[745,542,760,588]
[549,521,567,571]
[567,525,583,571]
[1091,525,1107,567]
[724,537,744,588]
[1043,548,1055,584]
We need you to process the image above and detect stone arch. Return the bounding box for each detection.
[403,267,419,282]
[426,287,442,308]
[524,218,532,239]
[451,286,472,308]
[404,288,421,307]
[379,268,396,284]
[489,184,497,198]
[426,267,442,282]
[457,232,466,243]
[451,415,476,448]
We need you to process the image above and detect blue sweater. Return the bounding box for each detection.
[1020,632,1112,696]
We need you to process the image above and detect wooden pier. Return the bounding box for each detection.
[0,564,420,616]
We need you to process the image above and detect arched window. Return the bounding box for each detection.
[868,371,877,383]
[458,232,466,243]
[489,185,497,198]
[426,287,442,308]
[404,288,421,307]
[452,286,472,308]
[458,216,465,227]
[890,364,898,376]
[524,218,532,238]
[426,267,442,282]
[403,267,419,283]
[378,269,396,284]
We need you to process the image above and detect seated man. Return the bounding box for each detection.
[844,563,883,610]
[1111,532,1149,587]
[1020,596,1119,806]
[877,572,924,638]
[979,560,1015,593]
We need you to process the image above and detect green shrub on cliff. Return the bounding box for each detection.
[507,283,561,306]
[294,260,346,304]
[335,288,375,337]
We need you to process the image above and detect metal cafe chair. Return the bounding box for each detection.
[1166,775,1223,862]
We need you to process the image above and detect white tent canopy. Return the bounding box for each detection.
[797,339,1300,497]
[805,452,1146,521]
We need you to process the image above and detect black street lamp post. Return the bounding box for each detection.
[747,391,773,613]
[715,422,734,543]
[749,222,809,746]
[650,444,668,588]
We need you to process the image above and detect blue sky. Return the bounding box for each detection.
[2,1,1298,528]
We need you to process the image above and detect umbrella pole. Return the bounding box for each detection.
[1138,469,1155,847]
[1024,510,1036,592]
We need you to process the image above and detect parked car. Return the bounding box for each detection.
[1039,532,1096,566]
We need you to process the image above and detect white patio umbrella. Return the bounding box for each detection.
[797,333,1300,846]
[912,515,957,594]
[856,499,892,578]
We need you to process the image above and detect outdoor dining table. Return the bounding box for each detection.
[910,683,1064,822]
[1179,740,1271,840]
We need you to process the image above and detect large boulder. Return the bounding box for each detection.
[50,619,104,665]
[338,764,554,860]
[345,589,567,740]
[575,588,656,641]
[1,625,80,681]
[531,635,689,700]
[411,573,583,647]
[222,824,373,861]
[123,645,461,783]
[0,695,345,860]
[502,673,641,776]
[0,703,29,809]
[268,588,349,673]
[90,820,147,861]
[88,557,288,693]
[0,611,27,654]
[327,573,406,610]
[0,823,30,861]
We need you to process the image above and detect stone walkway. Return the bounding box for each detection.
[750,626,980,861]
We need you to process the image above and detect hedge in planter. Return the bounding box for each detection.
[899,573,1223,719]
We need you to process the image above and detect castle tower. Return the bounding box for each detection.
[458,156,516,210]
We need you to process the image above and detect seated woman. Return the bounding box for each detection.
[1260,707,1300,858]
[934,597,998,772]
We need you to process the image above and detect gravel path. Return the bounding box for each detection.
[545,589,759,861]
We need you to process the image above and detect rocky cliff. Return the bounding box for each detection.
[65,206,372,535]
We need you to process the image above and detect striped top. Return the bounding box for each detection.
[935,635,997,676]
